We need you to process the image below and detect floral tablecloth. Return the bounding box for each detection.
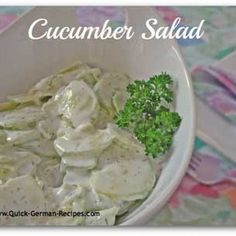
[0,6,236,226]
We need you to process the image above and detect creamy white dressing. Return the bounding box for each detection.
[0,62,162,226]
[0,175,47,225]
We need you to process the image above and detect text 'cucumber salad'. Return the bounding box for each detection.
[0,62,181,225]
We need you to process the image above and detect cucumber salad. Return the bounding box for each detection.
[0,62,180,225]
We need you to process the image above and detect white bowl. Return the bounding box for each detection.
[0,6,195,225]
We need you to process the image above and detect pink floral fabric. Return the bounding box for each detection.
[192,66,236,123]
[0,14,17,31]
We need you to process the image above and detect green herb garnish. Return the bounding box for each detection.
[115,73,181,158]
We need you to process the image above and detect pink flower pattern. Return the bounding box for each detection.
[0,14,17,32]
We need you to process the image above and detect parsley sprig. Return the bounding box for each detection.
[115,73,181,158]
